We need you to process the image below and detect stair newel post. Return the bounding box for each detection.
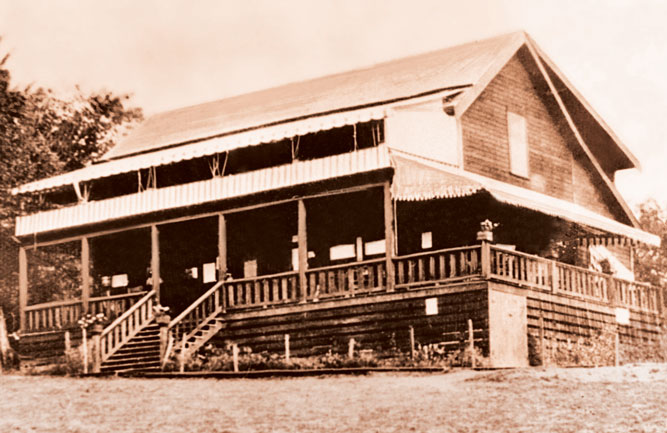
[477,220,496,279]
[91,323,103,374]
[156,312,171,364]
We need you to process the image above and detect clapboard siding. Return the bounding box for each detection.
[211,289,489,356]
[526,296,661,345]
[461,49,620,220]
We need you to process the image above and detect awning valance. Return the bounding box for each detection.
[391,151,660,246]
[15,145,391,237]
[12,106,387,195]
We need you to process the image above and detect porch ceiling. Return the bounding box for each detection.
[390,151,660,246]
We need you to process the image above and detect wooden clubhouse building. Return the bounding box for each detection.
[12,32,664,372]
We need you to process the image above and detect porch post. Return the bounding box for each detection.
[217,213,227,277]
[298,199,308,301]
[81,237,90,313]
[151,224,161,303]
[383,182,396,291]
[18,247,27,332]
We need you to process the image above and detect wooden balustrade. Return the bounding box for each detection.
[225,271,299,309]
[23,291,147,333]
[555,262,610,301]
[304,258,386,300]
[394,246,482,289]
[25,299,82,332]
[89,292,147,320]
[489,245,661,313]
[490,246,553,290]
[100,290,156,362]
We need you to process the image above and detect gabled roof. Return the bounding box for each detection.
[12,31,644,232]
[103,32,526,160]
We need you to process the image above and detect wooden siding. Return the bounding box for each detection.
[211,288,489,357]
[526,296,662,346]
[461,50,622,221]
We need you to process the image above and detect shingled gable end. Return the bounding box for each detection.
[12,32,663,372]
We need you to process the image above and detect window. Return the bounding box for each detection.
[507,111,529,178]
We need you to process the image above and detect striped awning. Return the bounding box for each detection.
[390,151,660,246]
[15,145,391,237]
[11,106,386,195]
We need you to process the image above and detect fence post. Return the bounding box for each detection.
[232,343,239,373]
[158,314,171,363]
[284,334,290,363]
[615,327,620,367]
[468,319,475,369]
[91,327,102,374]
[81,327,88,375]
[409,326,415,359]
[348,338,356,359]
[539,311,545,366]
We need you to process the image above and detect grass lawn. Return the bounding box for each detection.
[1,364,666,433]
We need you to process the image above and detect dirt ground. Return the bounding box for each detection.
[1,364,666,433]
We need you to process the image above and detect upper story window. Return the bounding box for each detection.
[507,111,529,178]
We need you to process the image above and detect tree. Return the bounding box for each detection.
[634,199,667,288]
[0,50,143,331]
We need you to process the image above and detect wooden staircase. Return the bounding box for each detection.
[100,321,161,373]
[168,280,227,361]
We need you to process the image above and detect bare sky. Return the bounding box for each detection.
[1,0,665,208]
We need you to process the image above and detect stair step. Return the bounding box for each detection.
[110,348,160,360]
[103,354,160,367]
[101,361,161,373]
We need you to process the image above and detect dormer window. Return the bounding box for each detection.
[507,111,529,178]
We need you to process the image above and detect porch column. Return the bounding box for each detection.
[18,247,27,332]
[298,199,308,301]
[217,213,227,277]
[151,224,161,303]
[81,237,90,313]
[383,182,396,291]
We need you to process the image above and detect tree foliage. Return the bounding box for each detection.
[634,199,667,287]
[0,49,142,329]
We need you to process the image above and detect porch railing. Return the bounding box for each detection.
[225,271,299,309]
[304,258,387,300]
[100,289,156,362]
[489,245,661,313]
[394,246,482,289]
[23,291,147,333]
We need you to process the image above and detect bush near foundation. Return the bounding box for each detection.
[166,339,488,372]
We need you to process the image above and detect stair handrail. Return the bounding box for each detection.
[101,289,156,338]
[168,279,225,330]
[100,289,156,362]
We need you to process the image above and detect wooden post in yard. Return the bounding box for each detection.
[179,333,186,373]
[151,225,161,304]
[383,182,396,292]
[409,326,415,359]
[82,327,88,374]
[348,338,356,359]
[91,328,101,374]
[615,327,620,367]
[284,334,290,363]
[19,247,28,332]
[64,331,71,353]
[81,237,90,314]
[232,344,239,373]
[468,319,475,369]
[539,311,546,366]
[297,199,308,302]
